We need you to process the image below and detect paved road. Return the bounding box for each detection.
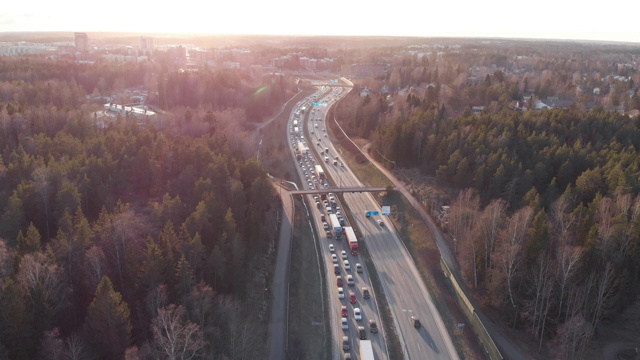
[267,180,295,360]
[315,92,458,359]
[291,86,389,360]
[357,144,529,360]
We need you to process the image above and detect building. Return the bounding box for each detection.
[74,32,89,52]
[341,63,389,78]
[139,36,154,57]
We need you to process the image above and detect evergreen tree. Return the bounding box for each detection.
[85,276,132,359]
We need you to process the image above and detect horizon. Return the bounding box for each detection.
[2,0,640,44]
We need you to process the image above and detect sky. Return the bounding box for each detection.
[1,0,640,43]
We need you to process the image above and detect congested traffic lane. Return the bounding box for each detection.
[320,86,460,360]
[289,85,388,360]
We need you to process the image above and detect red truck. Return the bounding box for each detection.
[344,226,358,255]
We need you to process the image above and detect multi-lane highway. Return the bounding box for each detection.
[287,85,389,360]
[312,80,459,360]
[286,79,459,360]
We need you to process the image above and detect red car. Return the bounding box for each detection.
[336,276,343,287]
[349,291,356,304]
[341,305,348,317]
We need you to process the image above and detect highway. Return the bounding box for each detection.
[287,85,389,360]
[314,83,460,360]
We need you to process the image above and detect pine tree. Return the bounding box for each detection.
[85,276,132,359]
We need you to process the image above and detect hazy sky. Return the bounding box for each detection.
[2,0,640,43]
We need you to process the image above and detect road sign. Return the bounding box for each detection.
[381,206,391,216]
[366,211,372,217]
[372,211,379,216]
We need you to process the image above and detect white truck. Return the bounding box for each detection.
[360,339,374,360]
[330,213,342,233]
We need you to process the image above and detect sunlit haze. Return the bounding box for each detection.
[1,0,640,43]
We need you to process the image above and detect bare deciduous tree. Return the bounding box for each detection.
[479,199,507,276]
[151,304,206,360]
[555,246,583,322]
[524,255,556,349]
[17,250,64,311]
[551,196,575,244]
[449,189,481,286]
[585,262,618,330]
[66,332,93,360]
[596,197,614,251]
[491,207,533,311]
[83,245,105,292]
[186,282,215,329]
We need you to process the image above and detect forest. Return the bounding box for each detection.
[334,44,640,358]
[0,56,285,359]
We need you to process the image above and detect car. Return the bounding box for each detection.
[332,254,338,263]
[349,292,356,304]
[323,222,329,230]
[334,264,340,274]
[341,250,348,259]
[358,325,366,340]
[378,219,385,227]
[341,317,349,330]
[346,274,355,286]
[326,231,333,238]
[329,243,334,252]
[338,287,345,299]
[354,308,362,321]
[356,263,363,273]
[341,305,348,317]
[362,287,370,299]
[344,353,351,360]
[344,260,351,270]
[336,275,343,287]
[411,315,421,328]
[321,214,326,222]
[369,319,378,333]
[342,336,350,352]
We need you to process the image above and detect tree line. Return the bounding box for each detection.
[333,43,640,355]
[0,56,282,359]
[350,102,640,357]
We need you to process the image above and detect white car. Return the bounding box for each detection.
[354,308,362,321]
[332,254,338,263]
[329,244,335,252]
[346,274,355,286]
[338,287,345,299]
[341,250,348,259]
[341,317,349,330]
[344,260,351,270]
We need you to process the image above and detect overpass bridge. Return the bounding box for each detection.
[290,186,391,195]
